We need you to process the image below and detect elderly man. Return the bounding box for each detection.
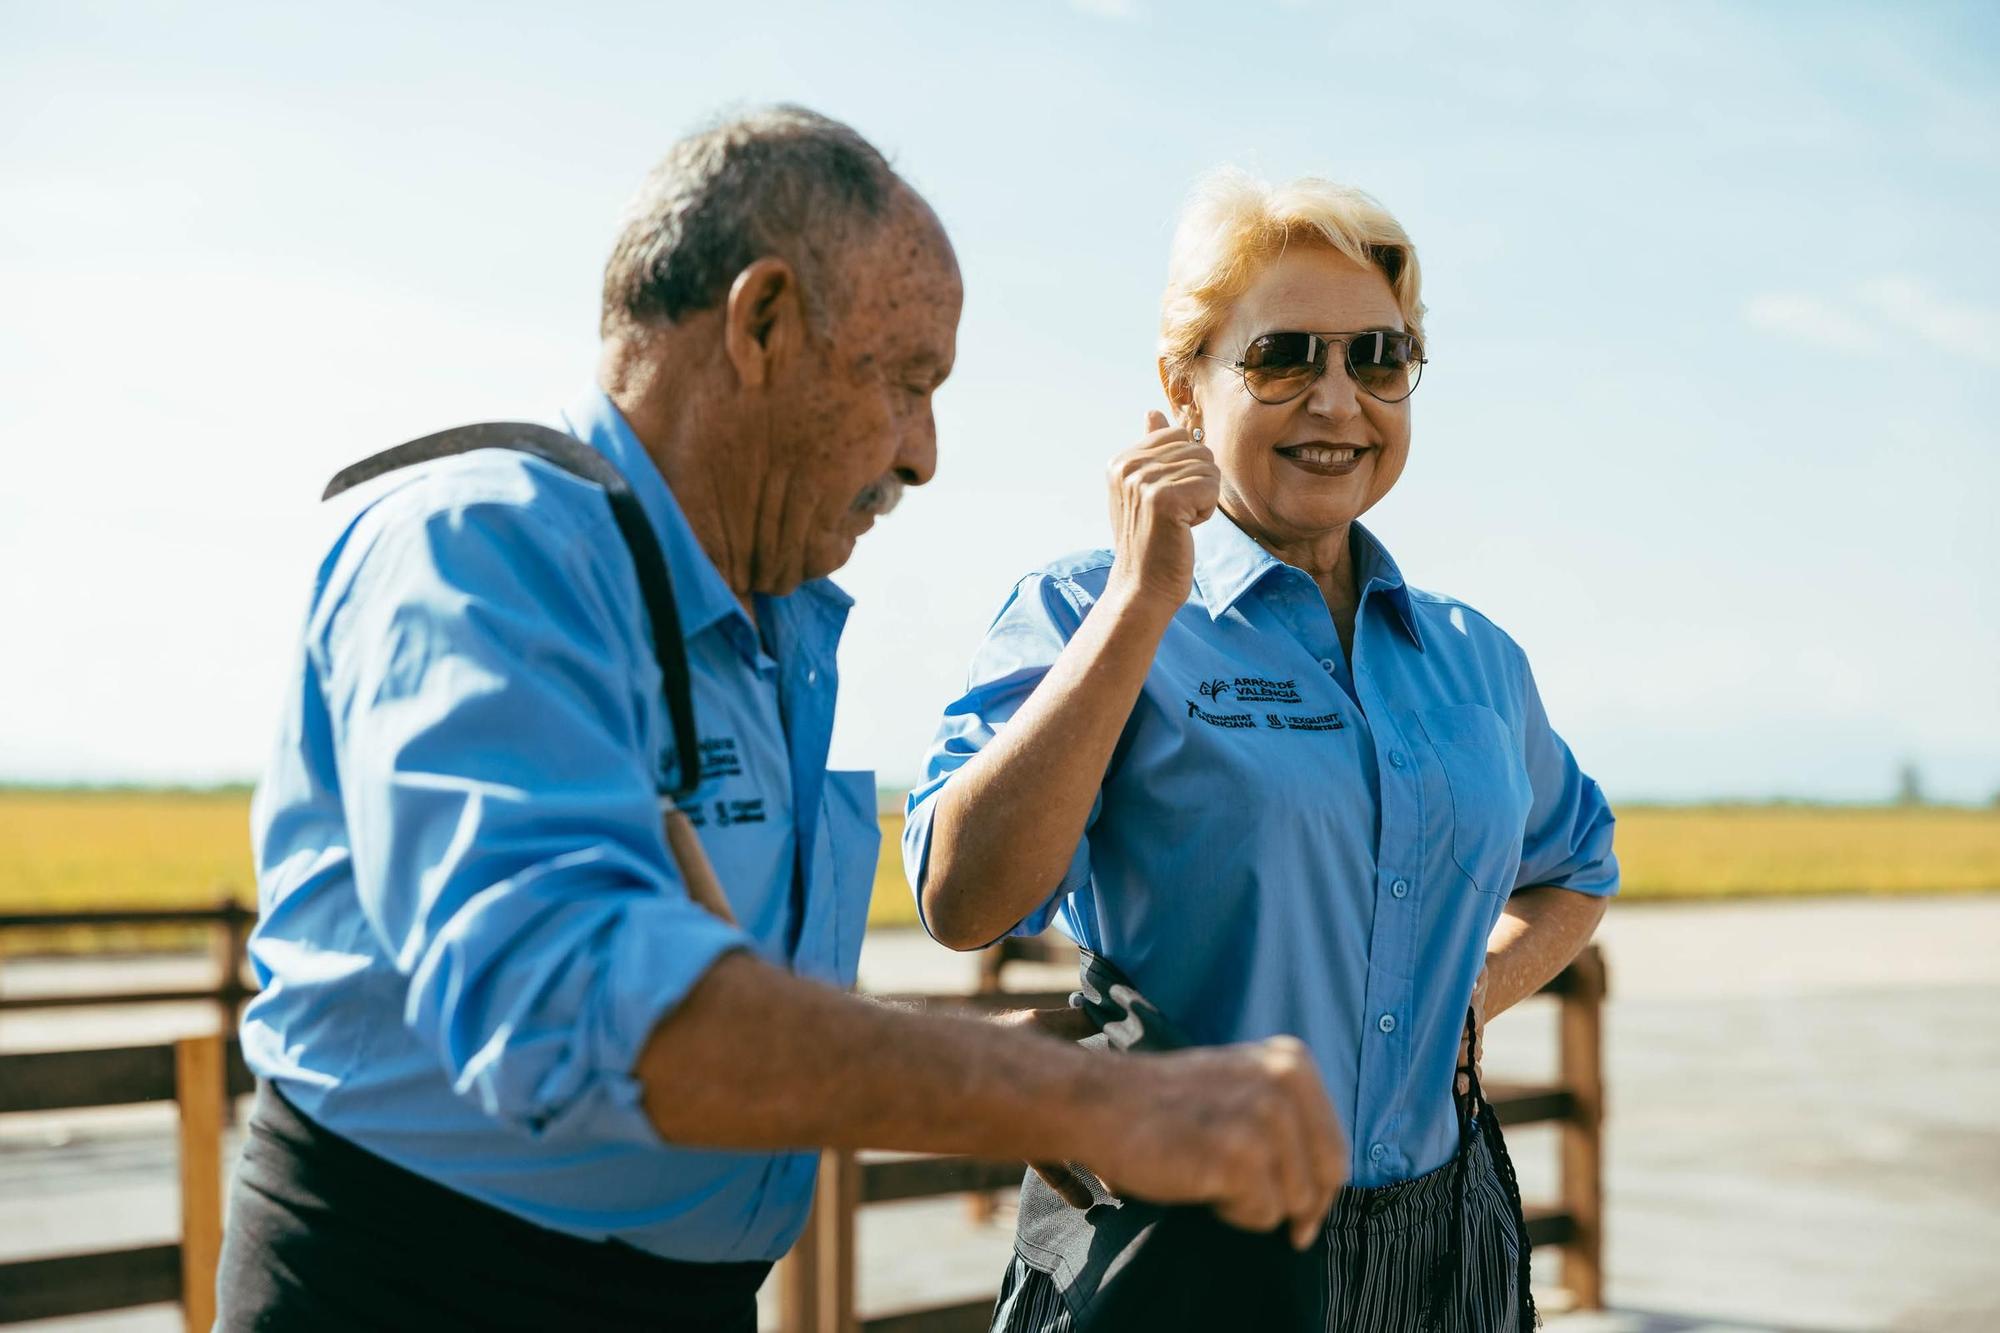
[216,107,1347,1331]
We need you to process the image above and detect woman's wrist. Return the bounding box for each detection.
[1097,569,1186,634]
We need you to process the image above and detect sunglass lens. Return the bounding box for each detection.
[1349,332,1419,400]
[1241,332,1322,403]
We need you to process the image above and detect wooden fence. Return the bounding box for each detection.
[0,917,1604,1328]
[0,902,253,1030]
[0,1034,246,1329]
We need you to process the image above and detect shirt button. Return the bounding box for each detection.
[805,668,819,685]
[1318,657,1337,674]
[1388,750,1407,769]
[1391,878,1409,899]
[1369,1143,1388,1163]
[1378,1013,1397,1034]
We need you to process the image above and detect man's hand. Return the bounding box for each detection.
[1455,965,1489,1098]
[1083,1037,1348,1251]
[991,1006,1347,1246]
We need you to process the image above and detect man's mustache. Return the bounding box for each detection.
[853,474,905,518]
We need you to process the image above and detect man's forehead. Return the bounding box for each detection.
[863,196,959,299]
[843,200,961,356]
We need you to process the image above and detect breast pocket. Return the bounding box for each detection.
[1418,704,1533,896]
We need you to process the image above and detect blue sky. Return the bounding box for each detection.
[2,0,1996,800]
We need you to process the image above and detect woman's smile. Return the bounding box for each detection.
[1276,441,1373,477]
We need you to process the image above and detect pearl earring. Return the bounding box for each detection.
[1191,426,1205,443]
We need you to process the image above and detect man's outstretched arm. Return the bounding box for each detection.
[635,950,1348,1250]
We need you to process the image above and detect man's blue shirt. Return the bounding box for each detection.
[243,388,879,1262]
[905,515,1617,1187]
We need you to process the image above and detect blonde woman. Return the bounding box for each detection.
[905,173,1619,1330]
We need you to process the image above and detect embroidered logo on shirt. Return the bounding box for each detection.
[699,737,743,779]
[713,798,767,827]
[1197,675,1303,705]
[1231,676,1302,703]
[1186,699,1256,729]
[661,736,745,789]
[670,795,769,829]
[1188,678,1332,732]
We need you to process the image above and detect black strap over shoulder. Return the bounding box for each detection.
[322,422,702,801]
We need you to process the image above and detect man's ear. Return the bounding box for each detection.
[723,258,803,390]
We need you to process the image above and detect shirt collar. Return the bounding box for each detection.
[557,385,854,640]
[1192,512,1424,651]
[1191,509,1286,620]
[1351,522,1424,651]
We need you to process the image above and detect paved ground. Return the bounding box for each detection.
[3,895,1996,1331]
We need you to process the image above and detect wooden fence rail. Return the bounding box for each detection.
[0,922,1605,1329]
[0,902,254,1031]
[0,1035,249,1328]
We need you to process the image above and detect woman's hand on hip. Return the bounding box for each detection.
[1104,410,1220,617]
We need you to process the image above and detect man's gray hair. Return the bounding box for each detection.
[601,105,902,338]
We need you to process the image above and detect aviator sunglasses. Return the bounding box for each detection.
[1199,329,1426,405]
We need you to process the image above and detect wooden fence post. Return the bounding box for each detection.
[813,1149,859,1333]
[967,943,1008,1225]
[175,1033,227,1333]
[1558,947,1607,1310]
[210,894,249,1036]
[774,1185,819,1333]
[211,896,250,1130]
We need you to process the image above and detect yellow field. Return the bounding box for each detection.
[1597,804,2000,899]
[1,789,259,954]
[3,790,1997,952]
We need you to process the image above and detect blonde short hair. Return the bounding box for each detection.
[1159,169,1426,396]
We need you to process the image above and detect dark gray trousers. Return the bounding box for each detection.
[215,1084,769,1332]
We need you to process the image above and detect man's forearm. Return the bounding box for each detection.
[1482,885,1608,1019]
[633,950,1116,1163]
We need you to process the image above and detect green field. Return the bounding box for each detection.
[2,789,1996,952]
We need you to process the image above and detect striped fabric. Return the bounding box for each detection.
[993,1255,1078,1333]
[991,1123,1522,1333]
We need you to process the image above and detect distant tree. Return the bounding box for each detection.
[1895,761,1926,807]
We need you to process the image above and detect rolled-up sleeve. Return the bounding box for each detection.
[902,572,1097,941]
[1511,657,1619,898]
[316,490,749,1146]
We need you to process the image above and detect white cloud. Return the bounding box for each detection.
[1069,0,1139,17]
[1856,275,2000,368]
[1743,292,1885,354]
[1746,278,2000,367]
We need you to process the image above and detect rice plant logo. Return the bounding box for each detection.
[1198,678,1232,702]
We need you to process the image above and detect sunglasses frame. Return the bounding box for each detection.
[1199,328,1427,405]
